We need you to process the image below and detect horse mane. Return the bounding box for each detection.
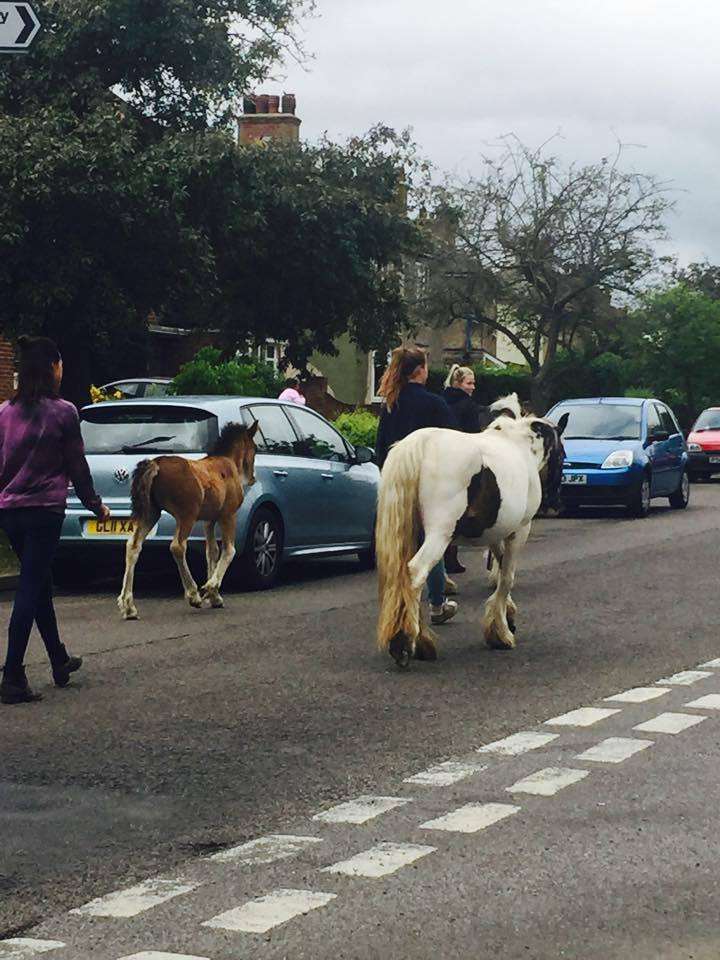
[489,392,522,419]
[212,422,251,456]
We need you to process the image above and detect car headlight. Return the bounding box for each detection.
[688,442,702,452]
[601,449,634,469]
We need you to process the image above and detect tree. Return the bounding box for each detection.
[625,285,720,424]
[418,138,673,410]
[0,2,421,404]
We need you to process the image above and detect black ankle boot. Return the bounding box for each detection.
[1,670,42,705]
[52,654,83,688]
[444,545,466,574]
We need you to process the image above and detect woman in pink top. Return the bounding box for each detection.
[0,337,109,704]
[278,377,306,405]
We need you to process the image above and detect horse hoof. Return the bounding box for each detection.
[485,624,515,650]
[389,633,412,669]
[414,637,438,661]
[210,596,224,609]
[188,595,203,609]
[507,618,517,634]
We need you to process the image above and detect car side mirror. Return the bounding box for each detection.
[353,445,374,465]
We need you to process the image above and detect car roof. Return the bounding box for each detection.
[82,396,314,416]
[552,397,650,407]
[103,377,173,385]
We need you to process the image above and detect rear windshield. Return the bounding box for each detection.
[81,405,219,454]
[693,409,720,431]
[549,403,642,440]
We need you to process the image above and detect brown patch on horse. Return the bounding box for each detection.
[454,468,501,540]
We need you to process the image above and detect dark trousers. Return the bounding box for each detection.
[0,508,66,680]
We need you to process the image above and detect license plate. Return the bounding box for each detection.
[562,474,587,485]
[710,456,720,464]
[84,517,155,538]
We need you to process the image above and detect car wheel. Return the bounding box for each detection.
[357,528,376,570]
[627,474,651,518]
[669,470,690,509]
[238,508,284,590]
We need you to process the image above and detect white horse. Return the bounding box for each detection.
[376,413,568,667]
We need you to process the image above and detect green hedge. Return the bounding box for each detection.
[335,410,379,448]
[170,347,285,397]
[427,365,532,405]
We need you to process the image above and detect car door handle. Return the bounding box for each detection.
[273,469,289,478]
[321,473,334,480]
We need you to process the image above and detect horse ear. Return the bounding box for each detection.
[530,419,554,441]
[248,420,259,439]
[556,412,570,437]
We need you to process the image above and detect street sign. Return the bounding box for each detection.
[0,2,40,53]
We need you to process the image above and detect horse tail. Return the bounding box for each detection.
[131,459,161,526]
[376,433,424,653]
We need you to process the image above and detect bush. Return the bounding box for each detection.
[334,410,379,448]
[89,384,123,403]
[170,347,285,397]
[427,364,532,405]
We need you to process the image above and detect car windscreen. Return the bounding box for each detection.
[81,406,219,454]
[693,409,720,431]
[549,403,642,440]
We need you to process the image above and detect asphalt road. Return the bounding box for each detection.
[2,484,720,959]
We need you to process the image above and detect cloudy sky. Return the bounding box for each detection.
[281,0,720,265]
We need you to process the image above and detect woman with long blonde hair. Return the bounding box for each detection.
[375,346,459,626]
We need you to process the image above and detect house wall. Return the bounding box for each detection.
[309,334,371,405]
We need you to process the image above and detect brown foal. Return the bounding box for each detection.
[118,421,258,620]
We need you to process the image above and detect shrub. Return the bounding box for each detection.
[89,384,123,403]
[170,347,285,397]
[335,410,379,448]
[427,365,532,405]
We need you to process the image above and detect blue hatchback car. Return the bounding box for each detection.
[56,396,379,588]
[546,397,690,517]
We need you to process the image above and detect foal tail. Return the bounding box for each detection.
[131,459,161,526]
[376,434,424,652]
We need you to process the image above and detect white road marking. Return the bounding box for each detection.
[506,767,588,797]
[208,834,322,865]
[203,889,337,934]
[322,842,435,878]
[575,737,653,764]
[698,659,720,669]
[634,712,707,735]
[657,670,713,685]
[477,731,559,756]
[0,941,65,959]
[404,760,487,787]
[312,796,409,825]
[604,687,670,703]
[70,878,199,918]
[118,953,210,960]
[420,802,520,833]
[685,694,720,710]
[544,707,620,727]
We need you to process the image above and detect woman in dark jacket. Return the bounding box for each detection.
[375,345,459,625]
[0,336,109,704]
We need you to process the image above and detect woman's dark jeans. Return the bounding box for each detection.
[0,508,66,680]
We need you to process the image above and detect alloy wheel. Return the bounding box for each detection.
[253,521,278,577]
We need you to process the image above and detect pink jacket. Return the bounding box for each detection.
[278,387,306,405]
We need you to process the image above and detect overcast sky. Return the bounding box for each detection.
[280,0,720,266]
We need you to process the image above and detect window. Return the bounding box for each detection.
[248,404,298,455]
[144,381,170,398]
[289,408,349,461]
[550,403,642,441]
[111,381,142,398]
[657,405,678,436]
[646,404,661,434]
[693,409,720,431]
[81,406,218,454]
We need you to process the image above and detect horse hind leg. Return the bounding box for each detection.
[204,522,220,581]
[170,519,203,609]
[483,535,518,650]
[200,513,237,609]
[118,519,155,620]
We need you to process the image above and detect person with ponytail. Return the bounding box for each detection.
[0,336,109,704]
[375,345,459,625]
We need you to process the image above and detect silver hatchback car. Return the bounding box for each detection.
[57,396,379,589]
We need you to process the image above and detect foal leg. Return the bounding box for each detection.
[201,514,237,608]
[170,519,203,609]
[117,521,154,620]
[204,522,220,581]
[483,532,521,650]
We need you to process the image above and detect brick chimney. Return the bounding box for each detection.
[237,92,301,145]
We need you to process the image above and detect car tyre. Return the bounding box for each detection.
[669,469,690,509]
[627,474,651,518]
[238,508,284,590]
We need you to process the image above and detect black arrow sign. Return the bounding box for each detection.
[15,4,33,44]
